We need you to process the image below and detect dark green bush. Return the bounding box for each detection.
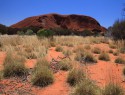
[112,19,125,40]
[25,29,35,35]
[81,30,93,36]
[17,31,25,35]
[37,29,54,38]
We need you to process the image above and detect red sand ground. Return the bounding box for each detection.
[0,43,125,95]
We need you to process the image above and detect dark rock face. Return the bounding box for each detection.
[10,13,107,34]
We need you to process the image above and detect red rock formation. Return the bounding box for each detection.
[10,13,107,33]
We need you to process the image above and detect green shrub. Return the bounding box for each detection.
[112,19,125,40]
[98,52,110,61]
[71,79,99,95]
[31,66,54,87]
[25,29,35,35]
[92,47,101,54]
[81,30,93,36]
[55,46,63,52]
[115,57,125,64]
[58,59,72,71]
[37,29,54,38]
[17,31,25,35]
[3,54,28,77]
[109,50,113,53]
[103,83,124,95]
[75,51,97,63]
[67,68,85,86]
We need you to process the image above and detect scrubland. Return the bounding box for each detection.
[0,35,125,95]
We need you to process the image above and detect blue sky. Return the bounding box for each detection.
[0,0,125,28]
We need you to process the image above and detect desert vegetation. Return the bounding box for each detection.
[31,58,54,87]
[98,52,110,61]
[103,83,124,95]
[0,35,125,95]
[67,68,85,86]
[3,51,28,78]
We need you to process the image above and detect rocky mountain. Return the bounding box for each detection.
[10,13,107,34]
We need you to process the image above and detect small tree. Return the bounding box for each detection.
[25,29,35,35]
[37,29,54,38]
[81,30,92,36]
[17,31,24,35]
[112,19,125,40]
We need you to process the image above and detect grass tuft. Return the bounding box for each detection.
[75,51,97,63]
[92,47,101,54]
[103,83,124,95]
[84,45,91,50]
[115,57,125,64]
[71,79,100,95]
[55,46,63,52]
[3,53,28,77]
[31,58,54,87]
[67,68,85,86]
[113,51,119,56]
[58,59,72,71]
[98,52,110,61]
[109,50,113,53]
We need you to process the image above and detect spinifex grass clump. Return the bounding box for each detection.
[55,46,63,52]
[92,47,101,54]
[67,68,85,86]
[71,79,100,95]
[115,57,125,64]
[73,46,84,53]
[75,51,97,63]
[109,49,113,53]
[63,50,72,56]
[119,47,125,54]
[31,58,54,87]
[109,44,117,49]
[58,59,72,71]
[84,45,91,50]
[113,51,119,56]
[103,83,124,95]
[98,52,110,61]
[3,52,28,77]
